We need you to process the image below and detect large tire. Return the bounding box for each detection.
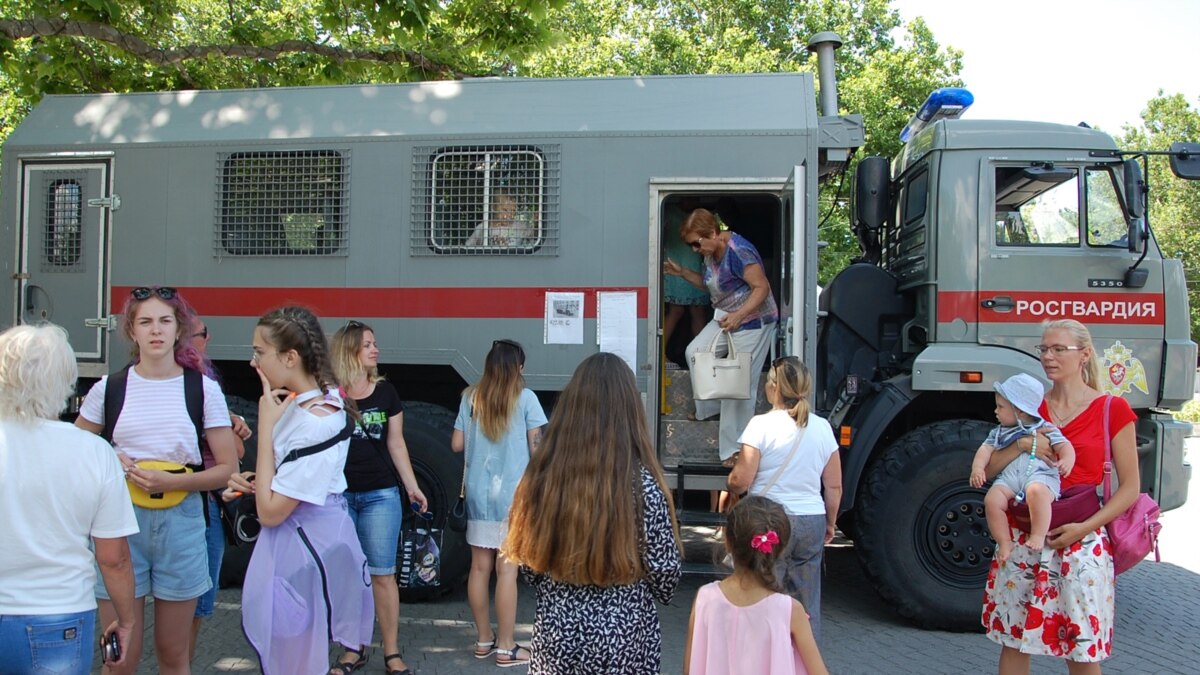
[397,401,468,602]
[853,419,993,631]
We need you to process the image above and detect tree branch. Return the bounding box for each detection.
[0,18,472,79]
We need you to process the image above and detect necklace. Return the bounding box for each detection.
[1049,398,1092,427]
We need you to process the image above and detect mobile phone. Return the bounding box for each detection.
[100,632,121,664]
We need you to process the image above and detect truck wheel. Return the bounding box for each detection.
[854,419,993,631]
[397,401,468,602]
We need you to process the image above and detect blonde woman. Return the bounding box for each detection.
[452,339,546,667]
[982,319,1139,673]
[726,356,841,643]
[505,353,682,674]
[329,321,427,675]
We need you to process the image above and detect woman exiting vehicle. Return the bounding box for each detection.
[452,339,547,667]
[329,321,427,675]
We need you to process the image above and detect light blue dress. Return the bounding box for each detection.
[454,388,547,548]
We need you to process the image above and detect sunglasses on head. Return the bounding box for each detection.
[131,286,176,301]
[346,320,364,330]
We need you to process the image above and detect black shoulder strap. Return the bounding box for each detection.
[101,366,131,444]
[101,366,205,445]
[279,416,355,467]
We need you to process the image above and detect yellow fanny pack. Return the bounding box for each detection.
[127,461,192,509]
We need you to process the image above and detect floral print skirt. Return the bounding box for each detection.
[982,526,1115,662]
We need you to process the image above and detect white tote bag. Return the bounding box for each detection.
[690,329,752,400]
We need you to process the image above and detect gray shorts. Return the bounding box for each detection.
[994,454,1061,499]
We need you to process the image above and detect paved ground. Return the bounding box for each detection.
[101,438,1200,674]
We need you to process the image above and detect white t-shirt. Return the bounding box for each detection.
[0,419,139,614]
[79,368,232,465]
[270,389,350,506]
[737,409,839,516]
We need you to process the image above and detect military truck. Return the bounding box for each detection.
[1,33,1194,628]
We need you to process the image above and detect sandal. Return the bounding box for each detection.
[474,638,497,659]
[384,652,414,675]
[495,644,531,668]
[329,646,368,675]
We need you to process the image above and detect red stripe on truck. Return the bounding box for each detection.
[937,290,1166,325]
[112,286,649,320]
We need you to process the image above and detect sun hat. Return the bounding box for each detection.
[993,372,1046,422]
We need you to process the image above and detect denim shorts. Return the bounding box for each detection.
[195,494,226,618]
[0,610,94,675]
[345,486,402,575]
[96,491,211,602]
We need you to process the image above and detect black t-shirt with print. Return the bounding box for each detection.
[344,380,405,492]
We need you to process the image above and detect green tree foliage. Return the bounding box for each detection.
[518,0,963,280]
[1120,92,1200,341]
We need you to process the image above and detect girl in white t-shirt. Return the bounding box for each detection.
[726,357,841,643]
[76,286,238,674]
[224,306,374,675]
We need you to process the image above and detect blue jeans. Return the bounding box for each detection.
[195,494,225,618]
[345,487,403,575]
[0,611,94,675]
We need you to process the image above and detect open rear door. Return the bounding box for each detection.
[777,165,812,364]
[19,161,112,374]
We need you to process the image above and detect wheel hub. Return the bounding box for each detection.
[917,485,993,588]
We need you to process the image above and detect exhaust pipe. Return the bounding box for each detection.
[806,32,843,117]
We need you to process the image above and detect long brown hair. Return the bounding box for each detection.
[469,339,526,442]
[504,353,681,585]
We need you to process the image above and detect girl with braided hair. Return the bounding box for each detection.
[224,306,374,675]
[684,496,827,675]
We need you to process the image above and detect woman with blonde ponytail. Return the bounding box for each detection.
[726,356,841,643]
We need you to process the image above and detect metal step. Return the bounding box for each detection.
[676,508,726,527]
[681,560,726,577]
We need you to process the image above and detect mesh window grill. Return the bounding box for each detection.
[43,177,84,271]
[411,145,560,256]
[216,150,350,256]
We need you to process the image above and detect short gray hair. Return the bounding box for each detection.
[0,324,78,422]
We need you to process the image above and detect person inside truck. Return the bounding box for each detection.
[464,191,536,248]
[662,198,710,365]
[981,319,1140,670]
[969,372,1075,562]
[665,208,778,465]
[75,286,239,675]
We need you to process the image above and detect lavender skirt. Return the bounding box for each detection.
[242,494,375,675]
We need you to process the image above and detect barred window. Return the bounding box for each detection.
[216,150,349,256]
[43,178,84,270]
[412,145,560,255]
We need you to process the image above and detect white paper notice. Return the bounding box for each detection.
[598,291,638,373]
[544,292,584,344]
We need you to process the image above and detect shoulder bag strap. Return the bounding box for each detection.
[101,365,131,444]
[460,403,472,500]
[1102,394,1115,502]
[754,424,806,496]
[278,416,355,467]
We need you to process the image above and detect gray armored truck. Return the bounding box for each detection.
[2,36,1194,629]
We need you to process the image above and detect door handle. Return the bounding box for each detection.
[981,296,1014,311]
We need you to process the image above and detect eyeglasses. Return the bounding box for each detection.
[193,328,208,339]
[1034,344,1085,356]
[131,286,176,301]
[687,237,705,250]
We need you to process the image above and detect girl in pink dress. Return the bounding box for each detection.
[684,496,827,675]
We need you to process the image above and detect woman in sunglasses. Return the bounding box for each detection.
[75,286,239,674]
[451,339,547,667]
[725,356,841,644]
[664,208,777,466]
[329,320,427,675]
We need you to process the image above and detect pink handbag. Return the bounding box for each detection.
[1100,395,1163,575]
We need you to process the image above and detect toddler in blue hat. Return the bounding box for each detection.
[970,373,1076,561]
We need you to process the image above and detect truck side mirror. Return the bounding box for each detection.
[1168,142,1200,180]
[1123,159,1145,254]
[855,157,890,231]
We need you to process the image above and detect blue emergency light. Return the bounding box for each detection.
[898,87,974,142]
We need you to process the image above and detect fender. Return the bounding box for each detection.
[838,377,914,511]
[911,343,1044,392]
